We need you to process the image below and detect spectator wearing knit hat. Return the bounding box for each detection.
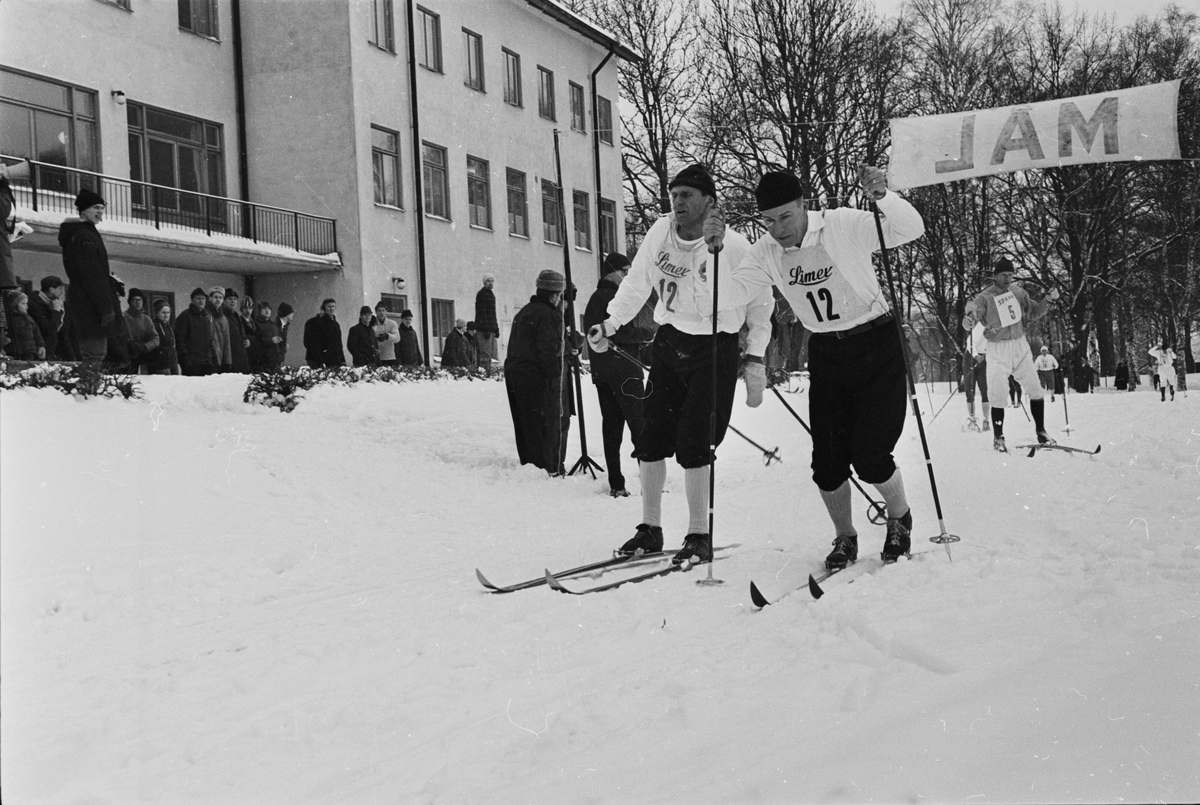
[221,287,250,373]
[5,291,44,360]
[347,305,380,367]
[175,287,216,376]
[58,187,126,363]
[396,308,423,367]
[123,288,160,373]
[146,299,180,375]
[504,269,571,475]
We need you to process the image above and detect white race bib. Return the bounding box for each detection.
[993,291,1022,327]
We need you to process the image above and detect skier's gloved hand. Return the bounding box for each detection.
[744,356,766,407]
[587,321,615,353]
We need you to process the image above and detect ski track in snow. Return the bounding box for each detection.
[2,375,1198,804]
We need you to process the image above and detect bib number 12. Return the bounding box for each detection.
[806,288,840,323]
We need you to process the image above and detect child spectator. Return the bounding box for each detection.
[6,291,44,360]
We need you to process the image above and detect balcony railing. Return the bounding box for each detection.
[3,157,337,257]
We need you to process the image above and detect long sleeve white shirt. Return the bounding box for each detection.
[727,191,925,351]
[605,213,773,354]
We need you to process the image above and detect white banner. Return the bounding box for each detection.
[888,80,1181,190]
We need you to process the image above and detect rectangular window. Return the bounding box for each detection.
[506,168,528,237]
[369,0,395,52]
[418,7,442,72]
[379,293,408,319]
[599,197,618,256]
[126,102,225,219]
[572,190,591,250]
[422,141,449,219]
[463,29,484,91]
[597,95,613,145]
[466,156,491,229]
[541,179,562,244]
[502,49,522,107]
[569,82,586,132]
[178,0,219,39]
[0,68,99,194]
[537,67,555,121]
[431,298,455,357]
[371,126,402,207]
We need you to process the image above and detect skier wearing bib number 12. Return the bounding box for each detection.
[962,257,1059,453]
[722,166,926,572]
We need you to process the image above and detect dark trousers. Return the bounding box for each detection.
[807,322,907,491]
[636,325,739,469]
[593,355,645,491]
[505,368,565,473]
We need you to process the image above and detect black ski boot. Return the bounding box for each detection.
[618,523,663,556]
[1036,430,1056,445]
[882,509,912,563]
[672,533,713,565]
[610,487,630,498]
[825,534,858,571]
[993,435,1008,453]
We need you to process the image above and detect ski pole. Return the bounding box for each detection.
[869,200,960,557]
[927,384,960,425]
[727,424,781,466]
[699,243,722,586]
[770,386,888,524]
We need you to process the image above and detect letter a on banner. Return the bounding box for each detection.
[888,80,1181,190]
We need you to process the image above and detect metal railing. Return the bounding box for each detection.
[2,156,337,257]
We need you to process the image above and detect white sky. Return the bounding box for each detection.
[871,0,1187,26]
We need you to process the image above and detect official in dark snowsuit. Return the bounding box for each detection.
[505,270,569,475]
[583,252,650,496]
[58,188,126,363]
[303,298,346,368]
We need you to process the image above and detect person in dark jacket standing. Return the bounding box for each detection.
[347,305,379,367]
[583,252,646,497]
[254,302,285,372]
[6,292,44,360]
[222,288,250,373]
[147,299,179,374]
[58,188,126,363]
[276,302,294,363]
[441,318,473,369]
[474,274,499,371]
[240,295,260,371]
[504,270,568,475]
[303,298,345,368]
[174,287,215,376]
[123,288,160,373]
[27,276,66,361]
[397,308,423,367]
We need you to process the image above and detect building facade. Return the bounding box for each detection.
[1,0,634,363]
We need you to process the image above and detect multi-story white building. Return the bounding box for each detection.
[1,0,636,363]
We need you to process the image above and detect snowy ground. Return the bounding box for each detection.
[2,371,1198,804]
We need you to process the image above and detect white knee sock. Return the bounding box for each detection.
[684,465,710,535]
[640,459,666,527]
[819,480,856,536]
[873,469,909,519]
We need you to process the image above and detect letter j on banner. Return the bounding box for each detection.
[887,80,1181,190]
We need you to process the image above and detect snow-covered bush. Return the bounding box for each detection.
[0,362,142,400]
[243,364,502,412]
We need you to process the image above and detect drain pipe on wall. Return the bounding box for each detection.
[405,0,432,367]
[590,46,615,278]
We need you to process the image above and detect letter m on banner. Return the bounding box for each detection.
[887,80,1181,190]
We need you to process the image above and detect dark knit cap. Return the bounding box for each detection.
[755,172,805,211]
[668,164,717,198]
[993,257,1016,274]
[190,287,208,300]
[127,287,145,302]
[536,269,566,292]
[224,288,238,299]
[602,252,631,275]
[153,298,171,313]
[40,275,64,291]
[75,187,106,211]
[277,302,294,317]
[400,309,414,318]
[467,321,476,329]
[359,305,373,316]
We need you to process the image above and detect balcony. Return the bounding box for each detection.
[3,157,341,275]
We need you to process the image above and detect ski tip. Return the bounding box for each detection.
[808,574,825,600]
[475,568,498,591]
[544,568,568,593]
[1027,447,1037,458]
[1094,444,1102,454]
[749,581,769,608]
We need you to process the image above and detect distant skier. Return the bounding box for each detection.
[1034,346,1059,402]
[962,321,989,432]
[1149,343,1176,402]
[962,258,1059,453]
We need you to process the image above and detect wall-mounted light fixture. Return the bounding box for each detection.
[392,277,407,291]
[111,90,126,105]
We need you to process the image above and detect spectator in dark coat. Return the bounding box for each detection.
[474,274,499,369]
[206,287,233,372]
[583,253,646,496]
[222,288,250,373]
[276,302,294,363]
[504,270,568,475]
[146,299,180,374]
[6,292,44,360]
[27,276,66,361]
[240,295,259,371]
[123,288,160,373]
[175,287,216,376]
[253,302,285,373]
[58,188,126,363]
[303,298,346,368]
[0,161,25,357]
[441,318,473,369]
[397,308,423,367]
[347,305,380,367]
